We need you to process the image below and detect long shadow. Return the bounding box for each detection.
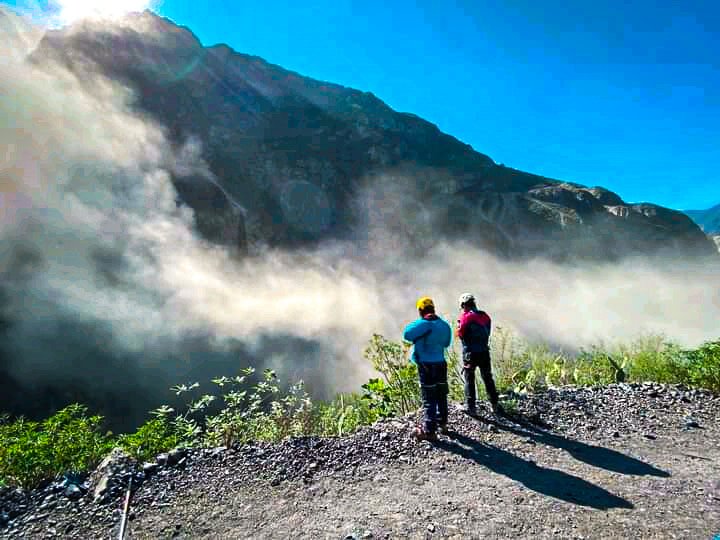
[476,412,670,478]
[437,432,634,510]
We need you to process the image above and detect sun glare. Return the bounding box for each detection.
[56,0,156,24]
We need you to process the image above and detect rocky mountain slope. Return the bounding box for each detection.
[26,10,716,261]
[2,384,719,539]
[684,203,720,253]
[685,203,720,234]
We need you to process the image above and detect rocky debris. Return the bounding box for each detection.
[510,382,719,440]
[1,383,718,538]
[89,447,138,504]
[62,485,83,501]
[154,447,187,468]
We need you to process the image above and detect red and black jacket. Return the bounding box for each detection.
[457,309,491,353]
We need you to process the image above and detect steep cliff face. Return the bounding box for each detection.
[28,11,716,260]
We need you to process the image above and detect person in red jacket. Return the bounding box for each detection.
[456,293,502,416]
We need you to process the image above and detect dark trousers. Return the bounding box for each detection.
[417,362,448,433]
[463,350,499,408]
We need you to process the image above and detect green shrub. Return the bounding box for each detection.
[572,350,617,387]
[0,404,114,489]
[686,340,720,392]
[363,334,421,416]
[620,337,689,384]
[445,346,466,402]
[118,417,180,462]
[4,332,720,491]
[361,377,403,419]
[315,393,377,437]
[190,368,327,447]
[490,326,528,392]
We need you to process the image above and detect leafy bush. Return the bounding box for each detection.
[118,417,180,462]
[179,368,311,447]
[571,349,617,387]
[4,331,720,491]
[445,346,466,402]
[0,404,114,489]
[315,393,377,437]
[490,326,531,392]
[686,340,720,392]
[620,336,689,384]
[362,334,421,416]
[484,331,710,393]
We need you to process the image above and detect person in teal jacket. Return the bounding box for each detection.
[403,296,452,441]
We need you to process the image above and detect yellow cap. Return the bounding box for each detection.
[416,296,435,311]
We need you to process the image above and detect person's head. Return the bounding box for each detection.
[458,292,476,312]
[416,296,435,317]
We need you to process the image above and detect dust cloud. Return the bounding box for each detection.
[1,9,718,429]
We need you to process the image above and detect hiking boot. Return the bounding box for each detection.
[491,402,505,416]
[412,427,438,442]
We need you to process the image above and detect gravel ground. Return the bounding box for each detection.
[2,382,720,539]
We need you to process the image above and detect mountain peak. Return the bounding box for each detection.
[26,13,718,260]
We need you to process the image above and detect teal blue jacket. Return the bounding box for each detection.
[402,314,452,364]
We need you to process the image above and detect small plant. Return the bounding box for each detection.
[200,368,321,447]
[573,347,617,387]
[617,335,687,384]
[316,393,376,437]
[445,346,466,402]
[361,377,399,419]
[363,334,421,416]
[0,405,114,489]
[686,340,720,392]
[118,417,180,462]
[491,326,529,392]
[500,397,519,416]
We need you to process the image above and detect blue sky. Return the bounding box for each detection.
[7,0,720,210]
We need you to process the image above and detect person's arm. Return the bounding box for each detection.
[403,320,428,343]
[457,312,468,339]
[442,320,452,348]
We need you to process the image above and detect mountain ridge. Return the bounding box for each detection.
[685,202,720,234]
[24,9,718,260]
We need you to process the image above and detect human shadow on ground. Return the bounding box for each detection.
[474,412,670,478]
[436,432,634,510]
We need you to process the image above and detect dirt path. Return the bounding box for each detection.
[3,384,720,539]
[131,411,720,539]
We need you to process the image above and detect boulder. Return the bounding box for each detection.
[89,448,136,504]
